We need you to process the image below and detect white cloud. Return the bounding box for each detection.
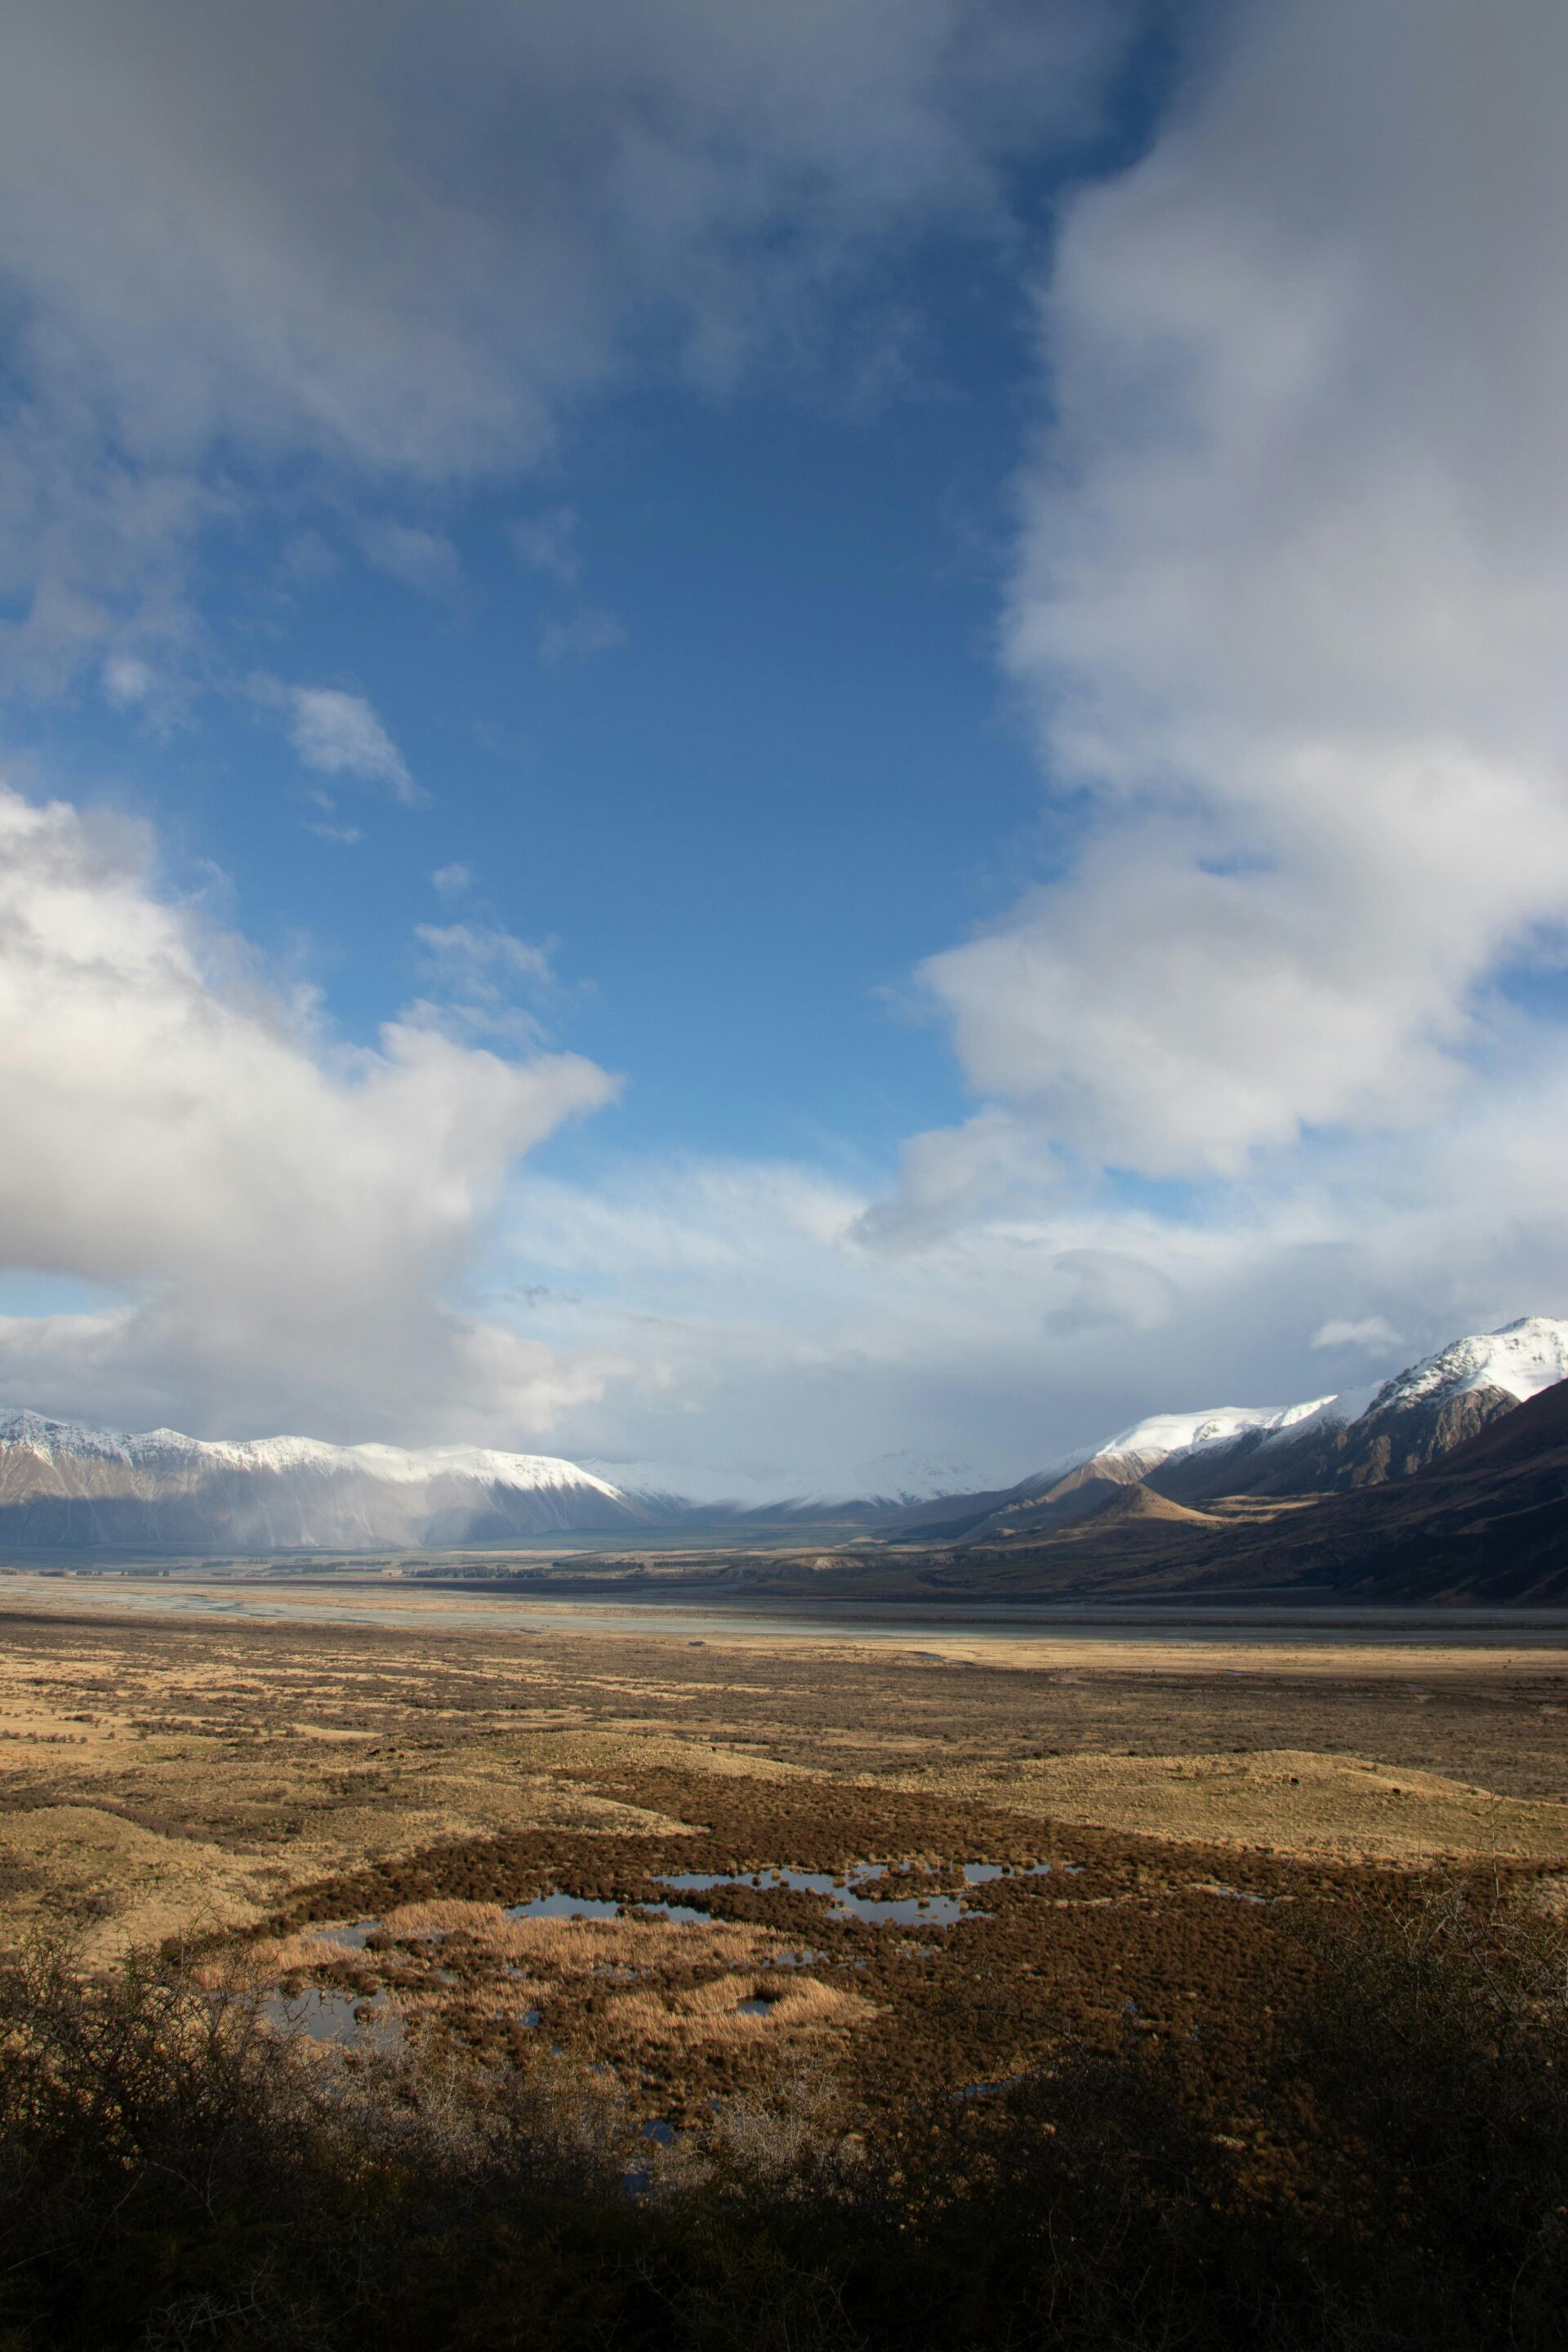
[102,653,151,706]
[488,1058,1568,1492]
[915,0,1568,1183]
[410,921,559,1045]
[0,780,621,1441]
[0,416,216,695]
[415,924,554,991]
[853,1108,1062,1248]
[431,862,473,902]
[0,768,1558,1480]
[1310,1317,1404,1356]
[274,684,416,803]
[0,0,1123,468]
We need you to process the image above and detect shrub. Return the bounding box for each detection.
[0,1886,1561,2349]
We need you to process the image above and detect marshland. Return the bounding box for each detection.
[0,1587,1565,2345]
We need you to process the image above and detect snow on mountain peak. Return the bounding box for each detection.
[1096,1396,1339,1468]
[1366,1316,1568,1415]
[0,1410,629,1500]
[0,1407,137,1463]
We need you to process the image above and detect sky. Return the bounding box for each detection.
[2,0,1567,1499]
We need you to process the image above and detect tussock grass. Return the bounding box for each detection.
[606,1970,874,2047]
[247,1904,780,1988]
[377,1900,775,1972]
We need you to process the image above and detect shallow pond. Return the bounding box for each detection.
[506,1892,713,1925]
[652,1858,1053,1928]
[261,1987,401,2047]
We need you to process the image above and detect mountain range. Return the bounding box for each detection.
[0,1416,673,1552]
[898,1315,1568,1544]
[0,1315,1565,1569]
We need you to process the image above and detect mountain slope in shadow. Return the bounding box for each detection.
[951,1377,1568,1604]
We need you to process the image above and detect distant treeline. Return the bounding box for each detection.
[0,1884,1565,2350]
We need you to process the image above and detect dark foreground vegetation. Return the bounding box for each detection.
[1,1887,1565,2351]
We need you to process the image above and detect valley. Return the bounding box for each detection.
[0,1592,1563,2111]
[5,1316,1567,1604]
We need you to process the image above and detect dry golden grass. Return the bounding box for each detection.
[2,1595,1565,1978]
[244,1902,783,1998]
[0,1804,276,1959]
[604,1971,875,2047]
[938,1748,1568,1862]
[380,1902,779,1975]
[237,1898,878,2071]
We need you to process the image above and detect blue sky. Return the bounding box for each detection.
[2,0,1567,1495]
[9,230,1052,1173]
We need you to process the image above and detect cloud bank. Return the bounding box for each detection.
[0,0,1126,691]
[0,782,619,1440]
[535,0,1568,1487]
[919,0,1568,1183]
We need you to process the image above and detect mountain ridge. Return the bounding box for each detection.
[0,1409,668,1548]
[899,1316,1568,1545]
[2,1315,1565,1556]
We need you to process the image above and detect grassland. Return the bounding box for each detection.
[0,1588,1563,2103]
[0,1586,1565,2345]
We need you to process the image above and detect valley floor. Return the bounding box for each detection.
[0,1588,1564,2129]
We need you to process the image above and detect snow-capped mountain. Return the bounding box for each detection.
[1103,1315,1568,1495]
[1219,1316,1568,1499]
[4,1317,1566,1557]
[1352,1316,1568,1434]
[0,1410,671,1551]
[1083,1396,1342,1481]
[912,1316,1568,1543]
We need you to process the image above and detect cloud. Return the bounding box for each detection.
[102,654,151,706]
[0,0,1130,692]
[1310,1316,1404,1356]
[1039,1248,1180,1339]
[853,1108,1062,1248]
[354,519,461,596]
[415,924,554,991]
[0,770,1557,1481]
[488,1053,1568,1493]
[430,863,473,902]
[913,0,1568,1183]
[513,507,582,586]
[0,0,1125,467]
[0,414,217,696]
[0,780,621,1441]
[411,921,559,1044]
[268,683,417,803]
[539,606,627,665]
